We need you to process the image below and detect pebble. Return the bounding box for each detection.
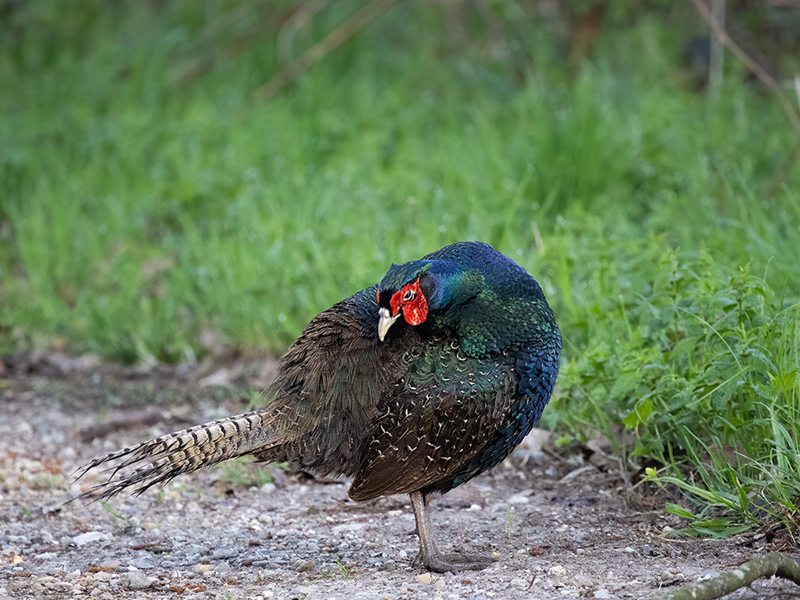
[549,565,566,577]
[417,572,433,584]
[36,552,57,561]
[210,545,239,560]
[511,577,529,590]
[125,571,156,590]
[293,559,316,573]
[193,563,214,575]
[593,589,611,599]
[72,531,108,546]
[128,558,155,569]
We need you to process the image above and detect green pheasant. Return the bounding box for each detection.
[76,241,561,572]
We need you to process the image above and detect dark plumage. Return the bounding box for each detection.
[75,241,561,572]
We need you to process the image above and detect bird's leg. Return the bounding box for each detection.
[409,490,495,573]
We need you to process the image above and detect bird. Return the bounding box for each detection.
[74,241,561,573]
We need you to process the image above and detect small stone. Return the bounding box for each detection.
[593,589,611,599]
[398,550,408,559]
[293,559,316,573]
[72,531,108,546]
[417,572,433,584]
[128,558,154,569]
[507,494,530,504]
[210,546,239,560]
[549,565,566,577]
[98,560,120,570]
[491,552,500,559]
[126,571,155,590]
[193,563,214,575]
[511,577,529,590]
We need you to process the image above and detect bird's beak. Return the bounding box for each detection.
[378,307,401,342]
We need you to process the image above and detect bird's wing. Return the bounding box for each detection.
[258,285,420,476]
[348,339,521,501]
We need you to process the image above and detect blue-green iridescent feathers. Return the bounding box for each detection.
[349,242,561,498]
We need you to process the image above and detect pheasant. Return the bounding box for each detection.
[75,241,561,572]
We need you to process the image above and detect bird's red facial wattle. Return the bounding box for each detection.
[389,280,428,326]
[376,279,429,342]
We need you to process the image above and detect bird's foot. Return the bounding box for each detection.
[414,549,495,573]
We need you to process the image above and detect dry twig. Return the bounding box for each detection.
[277,0,332,66]
[254,0,401,102]
[691,0,800,136]
[690,0,800,192]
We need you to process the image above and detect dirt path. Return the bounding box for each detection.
[1,360,797,600]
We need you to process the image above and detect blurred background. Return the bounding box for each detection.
[1,0,799,536]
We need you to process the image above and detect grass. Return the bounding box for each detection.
[219,456,275,489]
[2,1,799,538]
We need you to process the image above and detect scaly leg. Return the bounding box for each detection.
[409,490,495,573]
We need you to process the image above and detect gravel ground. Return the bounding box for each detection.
[1,357,798,600]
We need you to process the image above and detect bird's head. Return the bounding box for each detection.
[375,259,479,342]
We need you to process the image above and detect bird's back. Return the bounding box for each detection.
[262,242,561,500]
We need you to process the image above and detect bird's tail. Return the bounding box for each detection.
[72,411,279,501]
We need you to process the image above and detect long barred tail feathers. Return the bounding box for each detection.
[72,411,279,502]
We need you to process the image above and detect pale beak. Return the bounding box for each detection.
[377,307,401,342]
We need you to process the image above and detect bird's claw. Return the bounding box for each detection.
[414,550,496,573]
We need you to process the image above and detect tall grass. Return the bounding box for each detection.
[1,1,798,535]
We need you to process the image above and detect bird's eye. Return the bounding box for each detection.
[403,290,416,302]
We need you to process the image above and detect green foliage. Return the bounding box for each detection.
[332,554,358,579]
[554,239,800,534]
[1,1,798,536]
[219,457,275,489]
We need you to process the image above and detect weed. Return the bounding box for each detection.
[332,554,358,579]
[219,457,274,489]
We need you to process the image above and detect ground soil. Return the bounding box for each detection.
[1,356,798,600]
